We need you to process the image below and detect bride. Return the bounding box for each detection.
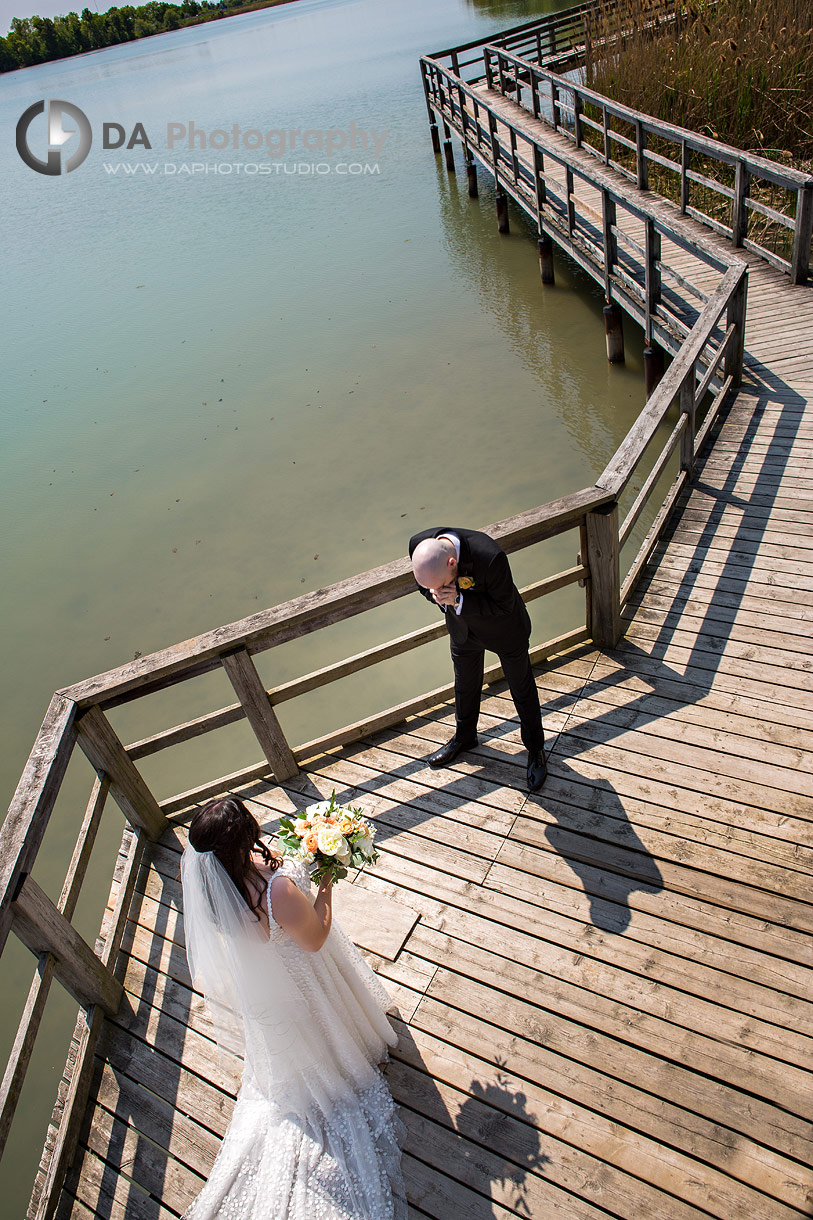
[179,796,407,1219]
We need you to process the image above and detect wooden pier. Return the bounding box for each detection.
[2,5,812,1218]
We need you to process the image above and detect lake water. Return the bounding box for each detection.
[0,0,652,1209]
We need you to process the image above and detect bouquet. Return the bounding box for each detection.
[276,791,378,885]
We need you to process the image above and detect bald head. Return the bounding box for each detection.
[412,537,457,589]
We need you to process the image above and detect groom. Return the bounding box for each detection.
[409,526,547,790]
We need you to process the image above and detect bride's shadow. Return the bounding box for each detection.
[389,1023,545,1218]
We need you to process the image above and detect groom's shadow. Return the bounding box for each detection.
[534,753,664,934]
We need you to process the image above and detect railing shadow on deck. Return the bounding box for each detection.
[59,847,198,1219]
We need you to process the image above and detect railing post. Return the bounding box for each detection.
[420,61,441,155]
[636,120,648,191]
[679,363,697,478]
[552,81,561,130]
[565,166,575,234]
[488,110,501,183]
[680,140,689,213]
[76,705,166,839]
[509,127,519,184]
[644,216,661,344]
[465,147,478,197]
[724,267,748,388]
[496,189,510,233]
[442,120,455,172]
[484,47,494,91]
[585,503,621,648]
[732,160,750,247]
[573,93,583,148]
[602,188,617,299]
[222,648,299,781]
[790,183,813,285]
[603,106,610,165]
[644,214,664,396]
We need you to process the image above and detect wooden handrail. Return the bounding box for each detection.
[427,0,594,65]
[484,45,813,282]
[489,47,813,190]
[60,485,608,710]
[596,263,747,499]
[420,53,736,362]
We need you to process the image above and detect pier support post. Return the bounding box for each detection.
[496,190,510,234]
[603,302,625,363]
[643,343,664,397]
[465,154,478,198]
[538,232,554,282]
[442,123,455,173]
[430,123,440,155]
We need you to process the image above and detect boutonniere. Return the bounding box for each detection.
[458,576,475,590]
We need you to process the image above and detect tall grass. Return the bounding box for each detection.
[584,0,813,163]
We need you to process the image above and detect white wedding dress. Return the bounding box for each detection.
[182,857,407,1220]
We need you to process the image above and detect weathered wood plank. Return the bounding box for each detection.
[0,695,77,955]
[393,1013,811,1214]
[11,879,122,1014]
[75,706,166,840]
[221,647,298,780]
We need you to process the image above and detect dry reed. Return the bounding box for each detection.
[582,0,812,260]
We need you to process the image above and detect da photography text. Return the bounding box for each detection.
[15,99,388,177]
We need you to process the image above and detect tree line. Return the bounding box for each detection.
[1,0,247,71]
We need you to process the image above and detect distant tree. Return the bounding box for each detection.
[6,16,38,65]
[2,0,240,69]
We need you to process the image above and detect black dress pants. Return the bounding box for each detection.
[450,633,544,752]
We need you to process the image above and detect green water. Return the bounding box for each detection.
[0,0,652,1210]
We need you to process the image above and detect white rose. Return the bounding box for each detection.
[317,826,347,857]
[354,832,374,857]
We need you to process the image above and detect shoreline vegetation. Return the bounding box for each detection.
[0,0,299,71]
[583,0,813,261]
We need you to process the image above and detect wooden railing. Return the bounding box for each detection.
[427,1,596,86]
[482,46,813,284]
[421,56,739,356]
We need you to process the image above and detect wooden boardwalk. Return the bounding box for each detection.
[55,260,813,1216]
[18,40,813,1220]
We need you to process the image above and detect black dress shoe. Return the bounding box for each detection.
[527,747,548,791]
[426,735,478,769]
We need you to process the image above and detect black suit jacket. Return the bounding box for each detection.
[408,526,531,650]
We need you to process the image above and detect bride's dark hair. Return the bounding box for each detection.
[188,797,280,919]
